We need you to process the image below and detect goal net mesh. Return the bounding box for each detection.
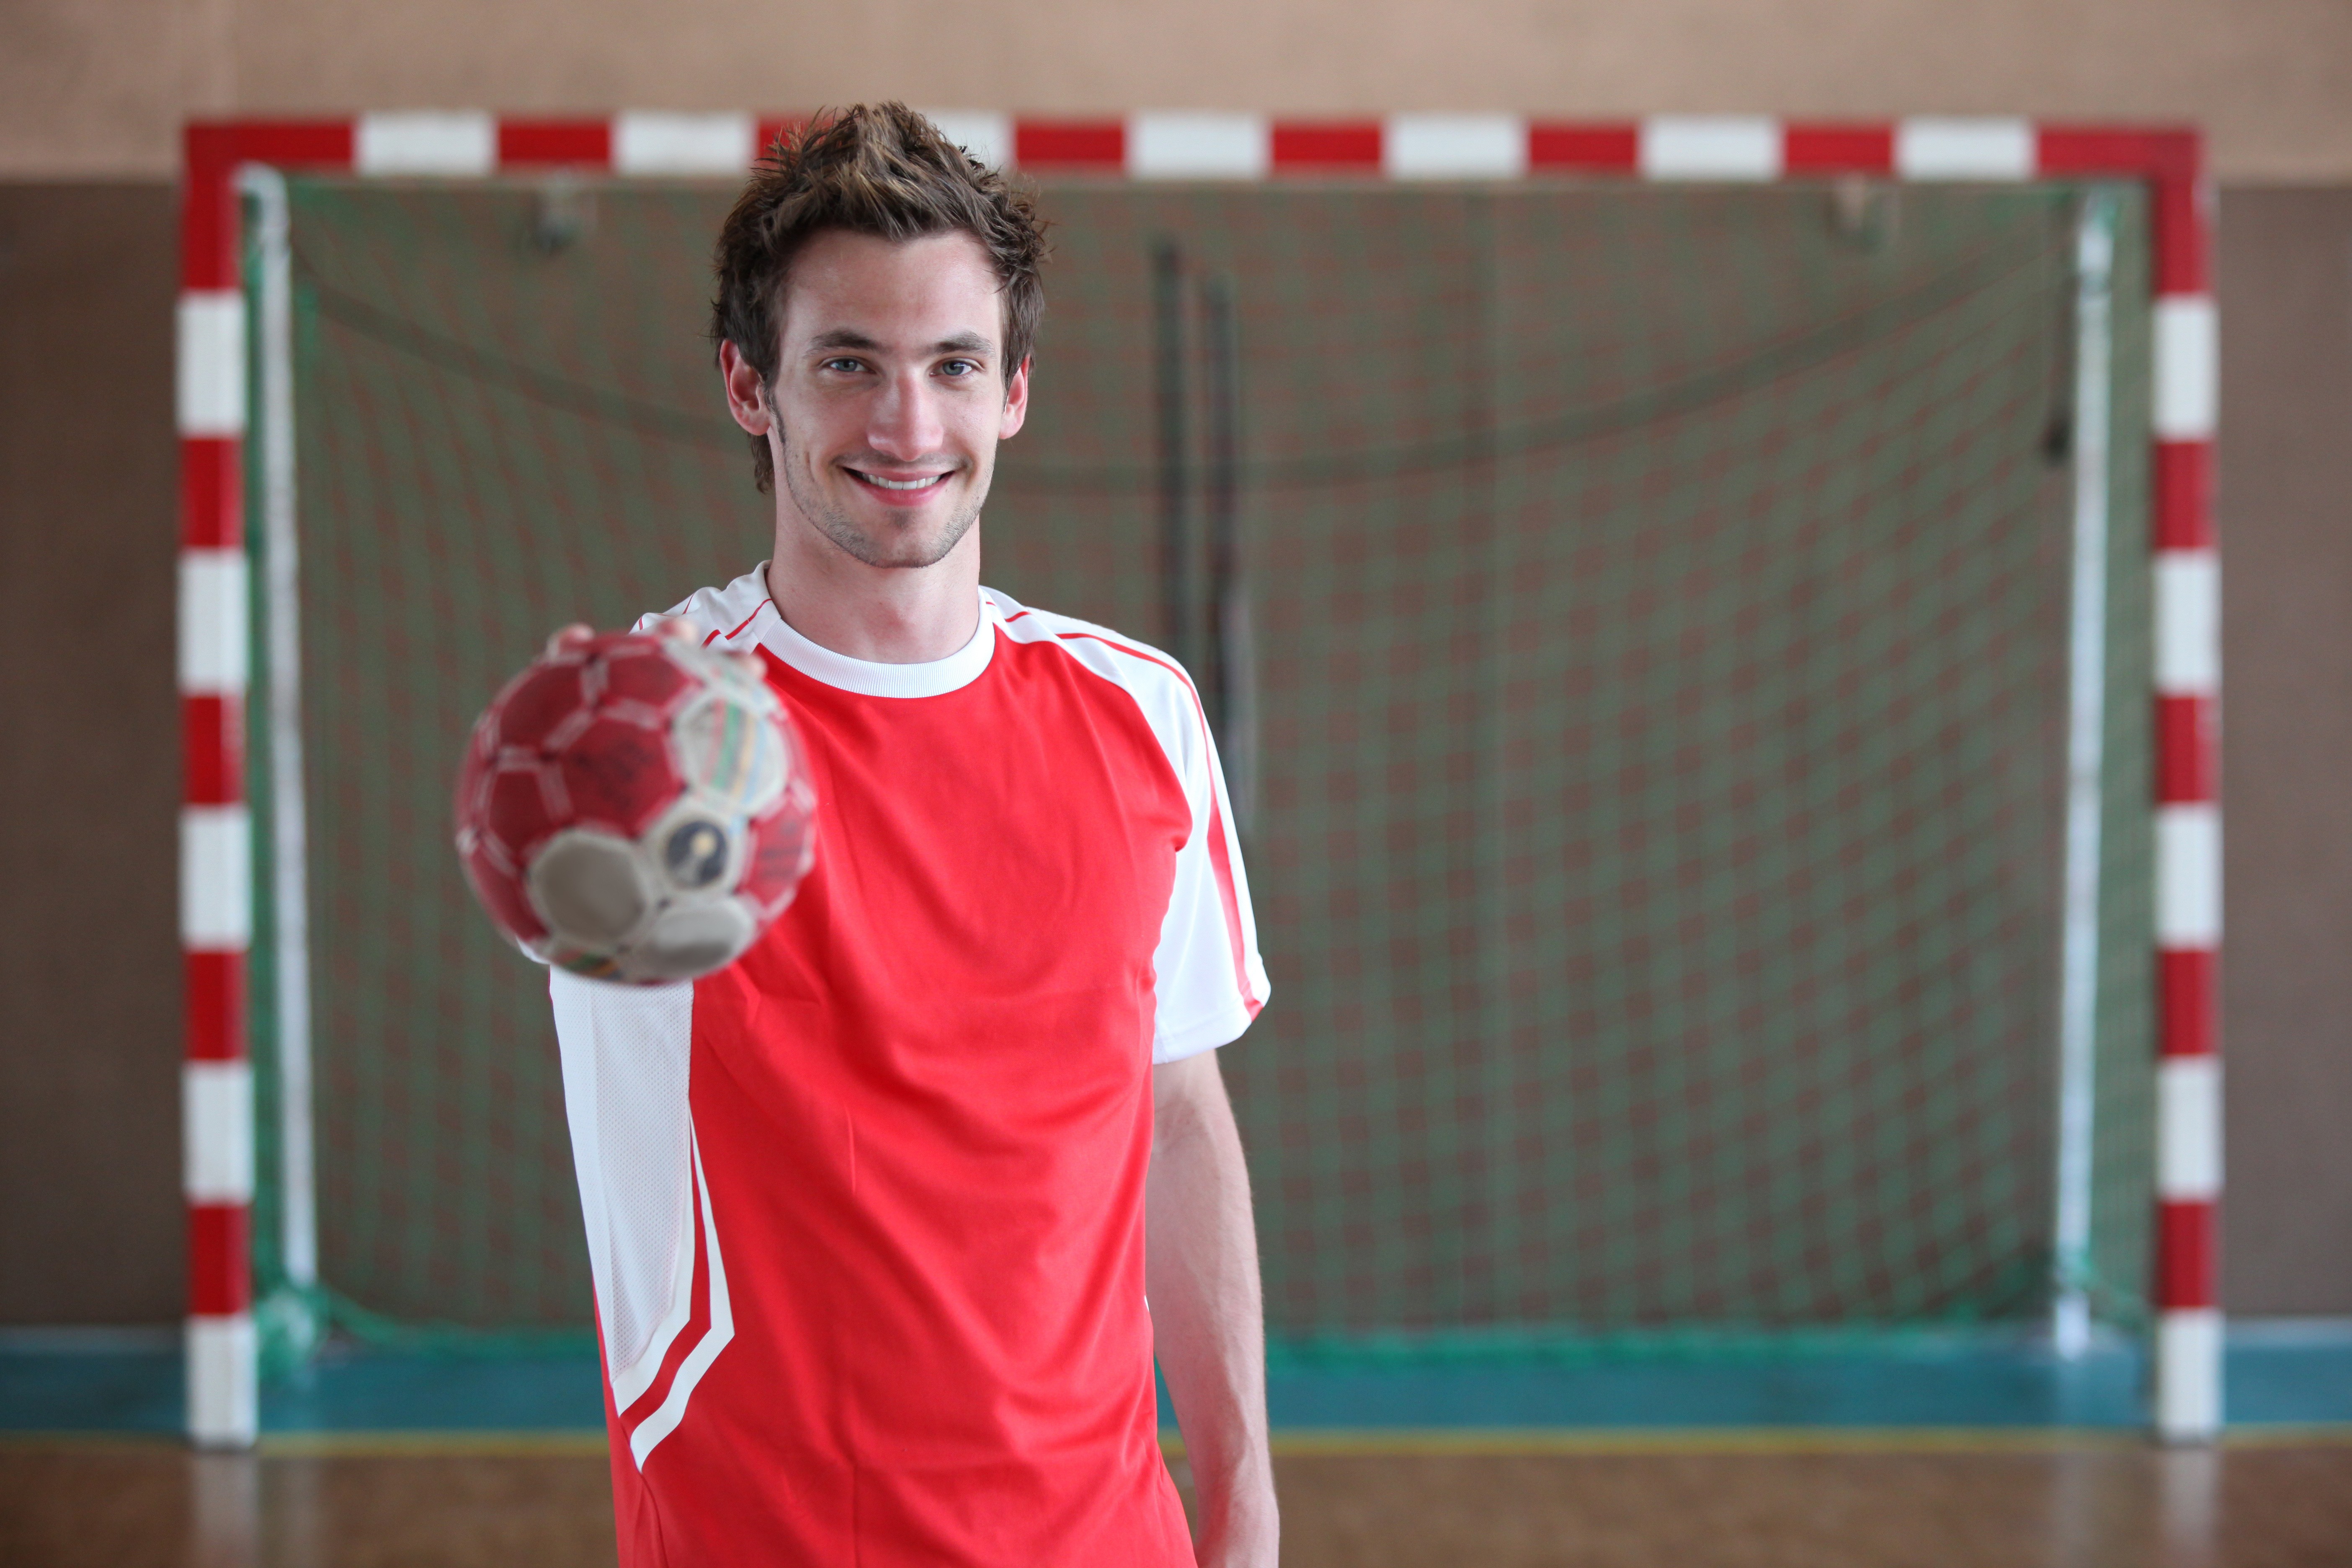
[247,174,2156,1355]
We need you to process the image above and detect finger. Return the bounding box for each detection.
[543,623,594,657]
[655,617,704,647]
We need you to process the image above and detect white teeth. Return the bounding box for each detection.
[857,472,944,491]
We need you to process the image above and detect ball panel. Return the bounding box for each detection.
[454,720,495,836]
[559,716,680,837]
[527,828,658,949]
[484,763,562,861]
[599,641,698,715]
[494,660,587,751]
[740,793,818,919]
[624,898,757,983]
[673,691,787,818]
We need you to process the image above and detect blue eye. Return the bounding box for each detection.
[939,359,980,377]
[823,358,864,374]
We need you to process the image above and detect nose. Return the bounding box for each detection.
[866,367,946,463]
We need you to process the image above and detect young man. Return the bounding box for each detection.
[548,104,1278,1566]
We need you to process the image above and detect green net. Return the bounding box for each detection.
[246,174,2154,1359]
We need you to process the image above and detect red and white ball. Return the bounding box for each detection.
[454,631,818,984]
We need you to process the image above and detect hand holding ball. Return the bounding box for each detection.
[454,625,818,983]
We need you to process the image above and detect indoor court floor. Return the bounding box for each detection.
[5,1436,2351,1568]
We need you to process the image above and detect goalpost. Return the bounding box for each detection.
[175,111,2220,1447]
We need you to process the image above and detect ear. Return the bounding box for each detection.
[719,339,772,436]
[998,355,1032,441]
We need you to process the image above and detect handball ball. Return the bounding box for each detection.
[454,630,818,984]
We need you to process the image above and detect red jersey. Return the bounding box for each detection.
[549,569,1270,1566]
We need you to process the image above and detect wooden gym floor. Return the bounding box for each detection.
[3,1435,2349,1567]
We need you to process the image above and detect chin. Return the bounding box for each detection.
[868,536,957,570]
[827,508,975,571]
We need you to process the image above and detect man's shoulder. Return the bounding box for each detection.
[983,588,1197,697]
[636,565,774,647]
[983,588,1208,773]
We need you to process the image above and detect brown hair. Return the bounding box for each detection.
[710,102,1050,491]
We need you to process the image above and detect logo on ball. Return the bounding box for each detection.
[664,819,731,890]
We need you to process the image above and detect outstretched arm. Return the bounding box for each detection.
[1147,1049,1278,1568]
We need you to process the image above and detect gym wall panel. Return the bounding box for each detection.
[0,185,184,1322]
[2215,188,2352,1315]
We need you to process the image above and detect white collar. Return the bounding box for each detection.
[754,581,997,699]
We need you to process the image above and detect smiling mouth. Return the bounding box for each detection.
[848,469,952,493]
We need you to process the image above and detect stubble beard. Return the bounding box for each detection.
[774,418,989,571]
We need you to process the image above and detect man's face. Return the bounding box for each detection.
[750,229,1029,570]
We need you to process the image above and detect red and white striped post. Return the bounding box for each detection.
[2145,149,2223,1444]
[180,124,257,1447]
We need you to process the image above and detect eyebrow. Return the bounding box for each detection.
[807,328,993,356]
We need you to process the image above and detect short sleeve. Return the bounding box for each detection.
[1150,705,1272,1063]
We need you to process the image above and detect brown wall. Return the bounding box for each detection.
[5,0,2352,180]
[2218,189,2352,1315]
[0,186,183,1322]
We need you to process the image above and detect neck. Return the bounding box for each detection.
[763,513,983,665]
